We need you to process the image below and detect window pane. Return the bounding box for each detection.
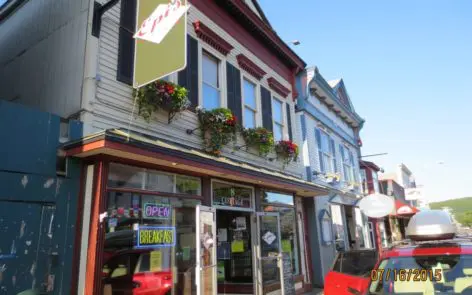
[262,192,294,206]
[273,124,283,142]
[272,99,283,123]
[244,107,256,129]
[145,171,174,192]
[337,250,377,276]
[202,53,218,87]
[203,84,220,110]
[263,206,299,274]
[176,175,201,195]
[331,204,346,252]
[244,79,256,109]
[108,163,145,189]
[320,132,330,152]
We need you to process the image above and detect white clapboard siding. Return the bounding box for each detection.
[0,0,90,118]
[92,1,303,177]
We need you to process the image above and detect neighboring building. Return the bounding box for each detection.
[380,178,419,243]
[0,0,325,294]
[295,67,369,287]
[0,100,82,295]
[359,160,390,250]
[380,164,418,207]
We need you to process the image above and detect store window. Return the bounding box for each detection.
[103,163,202,295]
[108,163,201,195]
[262,191,300,274]
[331,204,347,252]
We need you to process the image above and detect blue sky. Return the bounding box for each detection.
[259,0,472,202]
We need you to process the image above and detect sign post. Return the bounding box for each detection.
[133,0,189,88]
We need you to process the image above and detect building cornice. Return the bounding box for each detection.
[236,54,266,80]
[193,21,233,56]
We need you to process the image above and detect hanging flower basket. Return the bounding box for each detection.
[196,107,238,156]
[241,127,274,157]
[133,80,189,123]
[275,140,299,166]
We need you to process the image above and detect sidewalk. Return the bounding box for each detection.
[303,287,324,295]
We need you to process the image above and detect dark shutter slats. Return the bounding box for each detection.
[286,103,293,141]
[261,87,272,132]
[178,35,199,107]
[117,0,137,85]
[226,62,242,122]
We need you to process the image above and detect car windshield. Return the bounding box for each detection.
[369,254,472,295]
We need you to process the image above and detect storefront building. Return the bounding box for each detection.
[295,67,369,287]
[59,0,326,294]
[64,129,326,294]
[360,160,388,251]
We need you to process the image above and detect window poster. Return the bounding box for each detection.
[235,217,246,230]
[150,250,162,272]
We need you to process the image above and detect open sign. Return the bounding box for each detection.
[143,203,171,219]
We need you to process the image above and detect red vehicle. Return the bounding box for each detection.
[102,249,173,295]
[324,210,472,295]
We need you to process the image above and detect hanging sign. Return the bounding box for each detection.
[136,226,176,248]
[358,193,395,218]
[133,0,188,88]
[143,203,171,219]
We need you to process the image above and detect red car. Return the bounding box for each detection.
[324,210,472,295]
[102,249,172,295]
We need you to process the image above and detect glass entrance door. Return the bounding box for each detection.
[196,205,217,295]
[256,212,283,295]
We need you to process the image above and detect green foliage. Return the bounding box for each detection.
[430,197,472,226]
[134,80,189,123]
[460,211,472,227]
[241,127,274,156]
[197,107,238,156]
[429,197,472,213]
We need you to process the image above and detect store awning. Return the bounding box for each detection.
[62,129,328,197]
[392,200,419,216]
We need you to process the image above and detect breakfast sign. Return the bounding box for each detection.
[136,226,176,248]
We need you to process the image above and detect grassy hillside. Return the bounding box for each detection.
[430,197,472,225]
[429,197,472,213]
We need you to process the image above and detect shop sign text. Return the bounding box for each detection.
[136,226,176,248]
[143,203,171,219]
[213,187,252,208]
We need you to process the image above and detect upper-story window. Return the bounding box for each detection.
[243,79,257,128]
[202,51,221,110]
[340,145,355,182]
[315,129,337,174]
[272,98,284,141]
